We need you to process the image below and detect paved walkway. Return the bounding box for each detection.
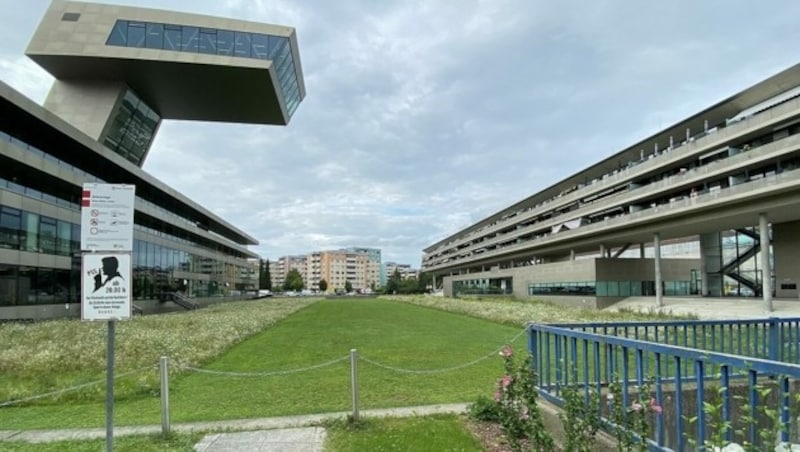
[0,403,469,451]
[604,296,800,319]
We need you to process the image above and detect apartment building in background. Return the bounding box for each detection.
[385,262,420,280]
[270,248,381,292]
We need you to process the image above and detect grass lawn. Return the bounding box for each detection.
[324,414,483,451]
[0,298,522,429]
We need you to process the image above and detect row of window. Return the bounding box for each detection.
[3,129,253,258]
[105,20,301,116]
[102,89,160,166]
[0,262,254,307]
[0,206,78,256]
[453,278,513,295]
[528,280,695,297]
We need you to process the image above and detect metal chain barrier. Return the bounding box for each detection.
[0,365,156,408]
[359,327,527,375]
[175,355,351,377]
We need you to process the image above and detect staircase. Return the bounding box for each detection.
[721,228,762,296]
[168,292,199,310]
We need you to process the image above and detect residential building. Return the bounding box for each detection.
[270,247,382,292]
[0,0,305,320]
[385,262,420,280]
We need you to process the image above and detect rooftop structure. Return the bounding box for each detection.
[26,0,305,166]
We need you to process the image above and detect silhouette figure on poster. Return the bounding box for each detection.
[93,256,124,293]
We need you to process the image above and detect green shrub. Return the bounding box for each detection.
[468,394,501,422]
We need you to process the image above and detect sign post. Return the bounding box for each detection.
[80,183,135,452]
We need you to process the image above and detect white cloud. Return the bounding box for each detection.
[4,0,800,267]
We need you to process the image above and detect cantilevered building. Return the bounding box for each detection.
[0,0,305,320]
[423,62,800,309]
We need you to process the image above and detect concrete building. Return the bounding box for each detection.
[271,248,382,293]
[423,62,800,310]
[385,262,420,280]
[0,1,304,320]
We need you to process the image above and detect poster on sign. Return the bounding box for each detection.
[82,252,132,321]
[80,183,135,252]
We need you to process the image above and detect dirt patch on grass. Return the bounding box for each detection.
[464,420,513,452]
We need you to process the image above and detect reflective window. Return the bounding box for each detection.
[107,20,128,46]
[105,20,302,117]
[181,26,199,52]
[164,25,181,51]
[217,30,234,56]
[145,23,164,49]
[39,216,57,254]
[127,22,146,48]
[198,29,217,54]
[0,207,21,249]
[234,32,251,57]
[102,88,160,165]
[22,212,38,252]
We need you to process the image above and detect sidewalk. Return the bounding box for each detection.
[604,296,800,319]
[0,403,469,451]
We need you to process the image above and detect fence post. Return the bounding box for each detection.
[350,349,359,421]
[768,317,780,362]
[160,356,170,436]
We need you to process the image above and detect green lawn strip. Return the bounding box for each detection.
[0,298,522,429]
[0,432,202,452]
[0,297,321,404]
[324,414,483,452]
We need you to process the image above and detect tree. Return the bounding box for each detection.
[259,259,272,290]
[344,280,353,293]
[283,268,304,292]
[385,269,402,294]
[318,278,328,292]
[418,272,432,292]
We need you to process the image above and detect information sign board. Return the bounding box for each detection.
[81,252,132,321]
[80,183,136,252]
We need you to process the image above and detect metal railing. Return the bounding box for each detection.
[529,318,800,451]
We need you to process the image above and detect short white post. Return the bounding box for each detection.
[160,356,170,436]
[350,349,359,421]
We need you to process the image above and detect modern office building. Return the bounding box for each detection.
[0,0,305,319]
[422,62,800,309]
[271,248,382,292]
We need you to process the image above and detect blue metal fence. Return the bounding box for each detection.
[528,318,800,451]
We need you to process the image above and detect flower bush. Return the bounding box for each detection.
[491,345,553,451]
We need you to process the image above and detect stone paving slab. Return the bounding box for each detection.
[193,427,326,452]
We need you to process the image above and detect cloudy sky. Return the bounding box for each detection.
[2,1,800,267]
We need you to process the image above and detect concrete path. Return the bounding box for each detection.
[0,403,469,451]
[604,296,800,319]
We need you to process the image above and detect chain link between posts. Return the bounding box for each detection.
[0,365,156,408]
[175,355,351,377]
[358,327,527,375]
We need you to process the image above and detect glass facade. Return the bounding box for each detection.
[102,89,160,166]
[528,280,694,297]
[0,131,257,308]
[453,277,513,295]
[106,20,301,117]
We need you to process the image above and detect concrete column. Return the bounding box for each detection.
[654,232,663,307]
[759,213,773,312]
[640,243,646,258]
[599,244,606,257]
[570,249,575,261]
[432,274,437,290]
